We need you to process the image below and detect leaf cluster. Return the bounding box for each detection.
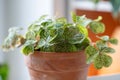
[85,36,118,69]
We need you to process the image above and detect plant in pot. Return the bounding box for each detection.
[2,13,118,80]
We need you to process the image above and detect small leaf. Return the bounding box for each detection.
[21,38,36,55]
[102,54,112,67]
[25,31,36,40]
[109,38,118,45]
[71,12,77,23]
[94,16,102,22]
[102,47,115,53]
[89,21,105,34]
[94,55,103,69]
[94,54,113,69]
[54,43,77,52]
[97,35,109,41]
[77,24,88,37]
[28,15,48,30]
[87,52,99,64]
[36,39,46,49]
[63,27,79,40]
[75,38,90,50]
[28,24,41,31]
[96,40,107,50]
[24,40,37,46]
[2,27,23,51]
[69,34,85,44]
[56,17,67,24]
[36,36,56,50]
[41,19,52,27]
[85,46,99,64]
[21,45,34,55]
[76,15,92,27]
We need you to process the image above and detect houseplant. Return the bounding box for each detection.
[2,13,118,80]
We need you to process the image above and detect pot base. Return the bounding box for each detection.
[26,51,89,80]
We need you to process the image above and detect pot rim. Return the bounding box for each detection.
[31,50,84,54]
[27,50,86,58]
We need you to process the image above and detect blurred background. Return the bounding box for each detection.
[0,0,120,80]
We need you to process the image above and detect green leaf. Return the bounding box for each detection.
[63,27,85,44]
[94,55,103,69]
[25,31,36,40]
[21,40,36,55]
[101,47,115,53]
[50,28,64,43]
[63,27,79,40]
[24,40,37,46]
[77,24,88,37]
[102,54,112,67]
[71,12,77,23]
[0,64,9,80]
[76,15,92,27]
[109,38,118,45]
[28,24,41,32]
[35,39,46,49]
[96,40,107,50]
[56,17,67,24]
[94,54,113,69]
[97,35,109,41]
[54,43,77,52]
[87,52,99,64]
[75,38,90,50]
[69,34,85,44]
[41,19,52,27]
[89,21,105,34]
[2,27,23,51]
[85,46,99,64]
[21,45,34,55]
[28,15,48,30]
[36,36,55,50]
[94,16,102,22]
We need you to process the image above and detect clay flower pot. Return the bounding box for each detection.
[25,51,89,80]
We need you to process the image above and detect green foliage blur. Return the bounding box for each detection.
[0,64,9,80]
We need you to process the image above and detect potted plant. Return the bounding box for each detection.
[2,13,118,80]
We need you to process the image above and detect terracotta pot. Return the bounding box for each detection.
[25,51,89,80]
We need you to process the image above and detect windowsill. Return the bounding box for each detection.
[88,74,120,80]
[71,0,112,12]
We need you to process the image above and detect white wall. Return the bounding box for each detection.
[2,0,54,80]
[54,0,67,17]
[0,0,5,64]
